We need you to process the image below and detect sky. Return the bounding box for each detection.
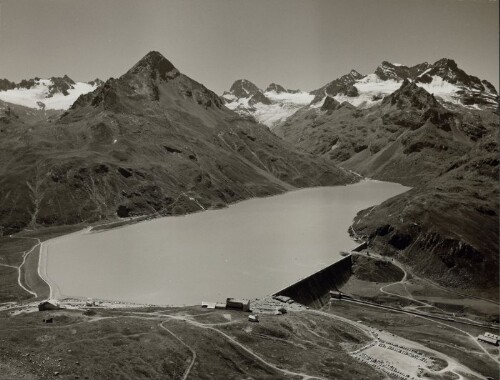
[0,0,498,94]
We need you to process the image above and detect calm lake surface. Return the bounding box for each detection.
[44,180,409,305]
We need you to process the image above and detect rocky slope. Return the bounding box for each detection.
[0,51,356,235]
[275,74,499,290]
[352,127,498,291]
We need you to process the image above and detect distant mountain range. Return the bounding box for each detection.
[0,75,103,110]
[2,57,496,121]
[222,59,498,128]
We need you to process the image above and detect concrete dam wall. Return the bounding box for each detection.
[273,255,353,308]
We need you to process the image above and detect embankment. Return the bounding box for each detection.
[273,255,353,308]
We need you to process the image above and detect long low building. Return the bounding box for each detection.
[484,332,500,344]
[226,298,250,311]
[478,334,499,346]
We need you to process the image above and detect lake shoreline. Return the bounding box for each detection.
[40,179,408,306]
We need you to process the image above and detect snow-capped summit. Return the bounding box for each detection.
[222,80,313,128]
[223,57,497,129]
[414,58,498,108]
[0,75,103,110]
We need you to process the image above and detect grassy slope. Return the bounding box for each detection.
[0,307,379,380]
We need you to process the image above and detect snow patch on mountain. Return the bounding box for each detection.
[265,90,314,104]
[330,74,401,107]
[417,76,463,105]
[225,58,497,128]
[223,85,313,128]
[0,79,99,110]
[327,73,491,110]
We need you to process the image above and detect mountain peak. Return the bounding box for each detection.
[400,78,418,90]
[349,69,363,79]
[310,69,365,97]
[88,78,104,87]
[127,51,178,81]
[416,58,496,104]
[433,58,458,70]
[229,79,260,98]
[375,61,413,81]
[383,79,439,109]
[265,83,287,93]
[0,78,16,91]
[380,61,398,67]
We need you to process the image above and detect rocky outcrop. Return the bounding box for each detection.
[0,79,16,91]
[47,75,76,97]
[265,83,287,93]
[249,91,272,106]
[311,69,365,98]
[320,96,341,112]
[87,78,104,87]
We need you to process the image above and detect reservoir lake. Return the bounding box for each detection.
[42,180,409,305]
